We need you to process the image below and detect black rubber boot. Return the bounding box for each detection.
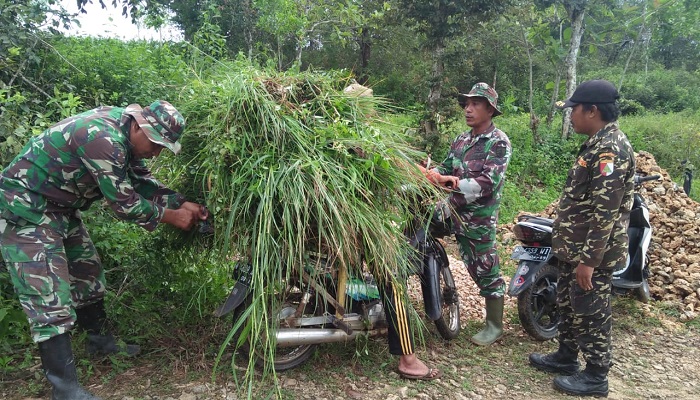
[529,343,580,375]
[76,300,140,357]
[553,364,609,397]
[38,333,102,400]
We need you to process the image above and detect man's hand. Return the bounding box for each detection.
[180,201,209,220]
[417,164,459,190]
[574,263,595,291]
[162,208,199,231]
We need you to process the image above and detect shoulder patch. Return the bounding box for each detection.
[600,158,615,176]
[599,152,616,159]
[577,157,587,168]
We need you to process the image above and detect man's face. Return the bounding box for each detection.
[462,97,494,129]
[569,104,594,136]
[131,127,164,159]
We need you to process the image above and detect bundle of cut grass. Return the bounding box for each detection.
[169,60,438,386]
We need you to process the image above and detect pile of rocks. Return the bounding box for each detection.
[502,151,700,320]
[635,151,700,319]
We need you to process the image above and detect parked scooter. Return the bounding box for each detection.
[213,195,461,371]
[508,174,661,341]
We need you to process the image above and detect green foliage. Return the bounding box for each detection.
[170,60,439,388]
[41,36,190,108]
[622,110,700,180]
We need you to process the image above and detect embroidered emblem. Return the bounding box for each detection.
[600,159,614,176]
[577,157,587,168]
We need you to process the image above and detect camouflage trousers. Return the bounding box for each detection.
[0,211,105,343]
[556,261,613,369]
[456,233,506,298]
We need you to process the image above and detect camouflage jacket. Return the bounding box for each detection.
[434,124,511,238]
[0,106,185,231]
[552,122,635,269]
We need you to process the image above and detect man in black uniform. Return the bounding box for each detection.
[529,80,635,397]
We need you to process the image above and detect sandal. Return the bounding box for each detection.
[398,368,442,381]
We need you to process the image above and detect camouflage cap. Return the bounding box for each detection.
[125,100,184,154]
[458,82,502,116]
[557,79,620,109]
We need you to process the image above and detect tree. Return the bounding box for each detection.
[394,0,511,153]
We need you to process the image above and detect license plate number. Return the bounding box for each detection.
[512,246,551,261]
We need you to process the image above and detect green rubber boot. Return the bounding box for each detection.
[471,297,504,346]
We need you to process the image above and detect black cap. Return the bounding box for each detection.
[558,80,620,108]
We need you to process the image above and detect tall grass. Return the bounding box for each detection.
[168,60,440,391]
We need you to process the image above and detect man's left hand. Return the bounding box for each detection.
[574,264,595,291]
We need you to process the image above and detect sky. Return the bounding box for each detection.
[58,0,183,41]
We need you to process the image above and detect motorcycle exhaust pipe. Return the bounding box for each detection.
[275,328,388,347]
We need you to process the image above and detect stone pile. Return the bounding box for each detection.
[502,151,700,320]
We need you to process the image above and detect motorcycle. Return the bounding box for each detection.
[507,174,661,341]
[213,195,461,371]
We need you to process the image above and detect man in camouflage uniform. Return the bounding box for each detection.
[424,82,511,346]
[529,80,635,397]
[0,100,207,400]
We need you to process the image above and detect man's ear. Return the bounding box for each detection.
[591,105,600,116]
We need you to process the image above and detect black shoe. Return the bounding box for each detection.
[553,365,609,397]
[38,333,102,400]
[529,345,580,375]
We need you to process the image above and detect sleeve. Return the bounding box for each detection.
[452,138,511,205]
[580,149,630,268]
[77,134,165,231]
[435,148,456,176]
[129,159,186,209]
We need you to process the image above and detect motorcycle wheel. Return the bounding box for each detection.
[433,265,461,339]
[517,262,559,341]
[636,279,651,303]
[431,240,460,340]
[234,291,318,372]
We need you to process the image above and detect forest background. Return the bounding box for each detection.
[1,0,699,396]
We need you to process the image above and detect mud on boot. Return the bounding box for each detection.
[553,364,609,397]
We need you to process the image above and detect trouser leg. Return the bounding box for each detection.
[1,216,76,343]
[379,278,414,356]
[64,216,105,308]
[456,234,505,298]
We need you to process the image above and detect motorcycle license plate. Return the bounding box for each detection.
[512,245,551,261]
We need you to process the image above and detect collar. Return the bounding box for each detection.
[583,121,618,149]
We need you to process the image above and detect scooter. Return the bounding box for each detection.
[507,174,661,341]
[212,195,461,371]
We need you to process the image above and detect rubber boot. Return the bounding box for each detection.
[553,364,609,397]
[529,343,581,375]
[470,297,504,346]
[38,333,102,400]
[76,300,140,357]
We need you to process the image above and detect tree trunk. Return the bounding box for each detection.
[423,41,445,153]
[520,23,540,142]
[358,28,371,85]
[561,6,586,139]
[546,68,562,127]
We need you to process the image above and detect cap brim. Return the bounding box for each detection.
[129,106,181,155]
[557,99,578,109]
